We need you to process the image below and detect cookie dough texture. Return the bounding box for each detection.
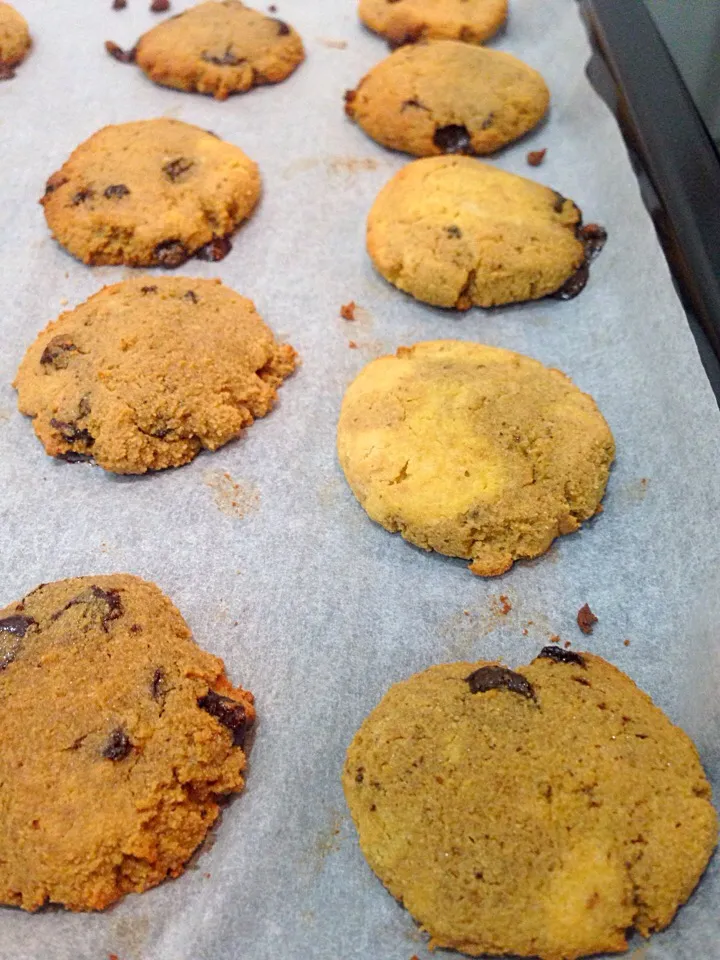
[359,0,507,46]
[343,652,717,958]
[346,42,549,157]
[135,1,305,100]
[14,276,297,474]
[0,574,256,912]
[337,341,614,576]
[41,119,260,267]
[0,2,30,67]
[367,156,587,308]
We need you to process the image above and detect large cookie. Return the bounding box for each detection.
[337,340,614,576]
[343,650,717,958]
[367,156,603,307]
[13,276,297,474]
[41,119,260,267]
[345,41,549,157]
[0,574,256,912]
[359,0,507,47]
[0,1,30,74]
[134,1,305,101]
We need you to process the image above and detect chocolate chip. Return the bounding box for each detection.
[400,98,429,112]
[198,690,251,747]
[50,418,94,447]
[0,62,16,81]
[43,175,69,197]
[527,148,547,167]
[151,667,166,700]
[273,18,290,35]
[433,124,472,155]
[104,184,130,199]
[465,665,536,700]
[150,0,170,11]
[0,615,36,638]
[102,728,132,760]
[154,239,189,268]
[580,223,607,262]
[52,586,123,632]
[183,290,198,303]
[163,158,194,182]
[112,0,127,9]
[553,262,589,301]
[481,113,495,130]
[71,189,94,206]
[58,451,93,463]
[105,40,136,63]
[552,191,567,214]
[195,236,232,262]
[446,225,462,239]
[78,396,91,418]
[41,335,78,368]
[577,603,598,635]
[141,285,158,295]
[201,46,246,66]
[537,646,586,667]
[0,616,36,671]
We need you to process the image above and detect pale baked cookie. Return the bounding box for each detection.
[41,119,260,267]
[134,1,305,100]
[337,341,614,576]
[359,0,507,47]
[344,650,717,958]
[345,42,549,157]
[367,156,603,307]
[14,276,297,474]
[0,1,30,77]
[0,574,256,912]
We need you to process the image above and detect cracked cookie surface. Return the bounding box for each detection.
[13,276,297,474]
[359,0,507,46]
[337,340,614,576]
[0,574,256,912]
[367,156,590,308]
[135,1,304,100]
[345,41,549,158]
[41,118,260,267]
[0,1,29,70]
[343,651,717,958]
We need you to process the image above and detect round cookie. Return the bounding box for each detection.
[337,340,614,577]
[0,574,256,912]
[135,1,305,101]
[343,650,717,958]
[358,0,507,47]
[13,276,297,474]
[0,1,30,74]
[40,118,260,267]
[367,156,598,308]
[345,41,549,157]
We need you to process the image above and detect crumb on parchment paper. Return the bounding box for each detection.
[340,301,356,321]
[577,603,598,635]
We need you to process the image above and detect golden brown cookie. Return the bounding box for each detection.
[40,119,260,267]
[343,650,717,958]
[134,1,305,100]
[367,156,604,308]
[345,42,549,157]
[0,1,30,75]
[359,0,507,47]
[13,276,297,474]
[337,341,614,576]
[0,574,256,912]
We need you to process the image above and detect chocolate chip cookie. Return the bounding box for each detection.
[343,650,717,958]
[345,41,549,157]
[0,574,256,911]
[13,276,297,474]
[358,0,507,47]
[41,119,260,267]
[0,1,30,76]
[134,1,305,100]
[337,340,614,576]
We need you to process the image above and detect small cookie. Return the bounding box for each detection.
[337,340,614,576]
[134,1,305,100]
[367,156,602,307]
[345,41,549,157]
[41,119,260,267]
[343,651,717,958]
[359,0,507,47]
[14,276,297,474]
[0,1,30,75]
[0,574,256,911]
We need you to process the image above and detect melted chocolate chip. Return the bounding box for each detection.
[151,667,166,700]
[58,450,93,463]
[104,184,130,199]
[580,223,607,262]
[577,603,598,635]
[41,335,78,368]
[150,0,170,11]
[401,98,429,112]
[71,189,94,206]
[201,45,246,66]
[105,40,136,63]
[102,728,132,760]
[465,665,536,700]
[0,615,36,670]
[552,261,589,301]
[273,18,290,35]
[154,239,189,268]
[183,290,198,303]
[433,124,472,155]
[196,236,232,262]
[50,418,94,446]
[0,62,16,81]
[198,690,250,747]
[446,225,462,239]
[537,646,586,667]
[53,586,123,632]
[0,615,37,638]
[163,158,194,182]
[552,191,567,214]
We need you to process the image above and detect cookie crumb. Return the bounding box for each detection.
[340,301,356,321]
[498,594,511,615]
[577,603,598,635]
[624,639,631,647]
[522,628,528,636]
[59,297,69,307]
[105,40,136,62]
[150,0,170,10]
[319,37,348,49]
[463,609,470,616]
[564,640,572,649]
[348,340,358,349]
[527,148,547,166]
[549,634,560,644]
[203,872,211,879]
[112,0,126,8]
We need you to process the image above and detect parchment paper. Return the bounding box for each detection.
[1,1,719,957]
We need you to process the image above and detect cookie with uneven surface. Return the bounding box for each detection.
[41,119,260,267]
[13,276,296,474]
[134,1,304,100]
[367,156,603,307]
[0,1,30,75]
[0,574,256,912]
[337,341,614,576]
[343,650,717,958]
[345,41,549,157]
[358,0,507,47]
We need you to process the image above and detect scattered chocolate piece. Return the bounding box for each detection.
[41,335,78,368]
[198,690,251,746]
[577,603,598,635]
[102,728,132,760]
[465,665,535,700]
[150,0,170,11]
[624,639,631,647]
[0,62,16,81]
[580,223,608,261]
[112,0,127,9]
[151,667,166,699]
[527,148,547,167]
[154,239,189,268]
[433,124,472,155]
[195,236,232,262]
[268,3,277,10]
[537,646,586,667]
[104,184,130,199]
[163,157,194,181]
[105,40,136,63]
[340,301,356,321]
